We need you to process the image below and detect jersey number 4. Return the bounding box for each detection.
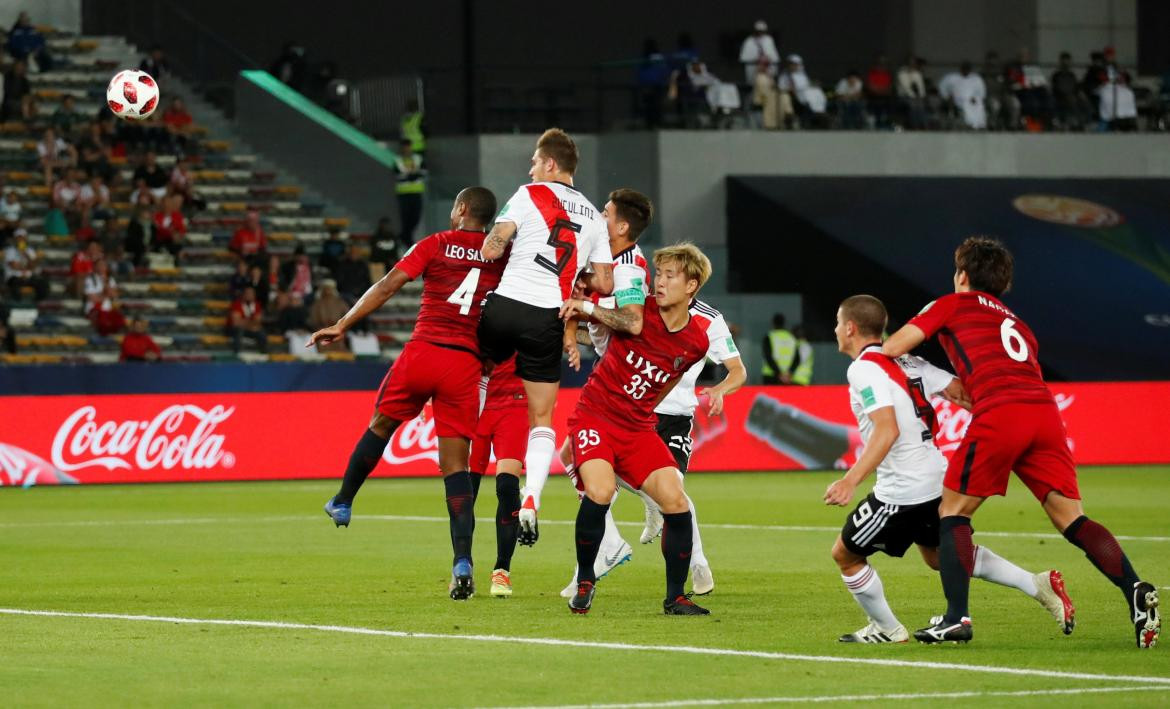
[533,218,581,275]
[447,267,481,315]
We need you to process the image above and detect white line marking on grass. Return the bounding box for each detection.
[484,685,1170,709]
[2,608,1169,687]
[4,514,1169,544]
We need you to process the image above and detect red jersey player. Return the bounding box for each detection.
[308,187,507,601]
[883,236,1159,648]
[468,356,527,597]
[559,242,713,616]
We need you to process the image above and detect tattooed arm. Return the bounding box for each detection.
[480,221,517,260]
[559,298,643,336]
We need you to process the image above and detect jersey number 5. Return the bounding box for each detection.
[447,267,481,315]
[1000,318,1029,362]
[533,218,581,275]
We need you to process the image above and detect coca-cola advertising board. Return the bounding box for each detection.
[1,383,1167,486]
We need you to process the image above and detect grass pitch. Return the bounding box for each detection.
[1,467,1168,707]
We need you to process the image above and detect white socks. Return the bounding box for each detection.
[523,426,556,508]
[686,493,707,568]
[973,545,1039,597]
[842,565,900,632]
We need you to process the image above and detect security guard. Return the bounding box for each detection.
[394,137,426,243]
[400,99,426,156]
[791,324,814,385]
[761,313,797,384]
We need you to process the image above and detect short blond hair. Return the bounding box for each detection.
[653,242,712,290]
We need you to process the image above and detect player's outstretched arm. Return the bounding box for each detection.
[700,355,747,416]
[481,221,517,260]
[824,406,898,506]
[307,269,411,347]
[881,323,926,358]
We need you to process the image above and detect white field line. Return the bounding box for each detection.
[485,685,1170,709]
[1,608,1168,688]
[1,513,1168,544]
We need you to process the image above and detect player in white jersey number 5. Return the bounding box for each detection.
[479,129,614,546]
[826,295,1075,644]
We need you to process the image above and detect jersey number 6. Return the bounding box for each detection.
[533,218,581,276]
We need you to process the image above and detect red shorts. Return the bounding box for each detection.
[469,405,528,473]
[568,409,676,490]
[945,402,1080,501]
[374,340,480,440]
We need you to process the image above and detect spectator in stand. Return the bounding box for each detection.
[37,127,77,187]
[0,190,22,246]
[896,56,928,129]
[78,174,112,229]
[1050,52,1087,131]
[0,302,15,354]
[7,12,52,70]
[151,193,187,258]
[51,167,85,231]
[229,285,268,354]
[228,210,267,263]
[120,317,162,362]
[246,262,269,305]
[1097,71,1138,132]
[84,258,125,335]
[1082,51,1108,116]
[394,138,426,243]
[308,278,350,352]
[50,95,85,140]
[677,57,741,128]
[834,70,867,129]
[939,61,987,129]
[368,216,405,271]
[270,42,308,91]
[96,216,128,275]
[777,55,825,127]
[1,59,33,123]
[139,44,170,79]
[271,290,309,333]
[124,206,149,267]
[130,179,158,208]
[981,50,1020,130]
[229,258,251,299]
[282,244,315,304]
[77,121,114,182]
[70,240,102,297]
[133,151,170,201]
[865,55,894,128]
[169,156,203,210]
[318,225,346,274]
[266,253,283,300]
[333,242,371,303]
[636,39,670,129]
[162,97,195,155]
[739,19,780,85]
[1006,47,1050,128]
[4,229,48,301]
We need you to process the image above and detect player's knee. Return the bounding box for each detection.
[583,480,616,505]
[656,487,688,515]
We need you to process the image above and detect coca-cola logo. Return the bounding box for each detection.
[384,415,438,465]
[50,405,236,473]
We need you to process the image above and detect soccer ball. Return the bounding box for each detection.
[106,70,160,120]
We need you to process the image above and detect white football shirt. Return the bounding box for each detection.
[588,244,647,356]
[655,300,739,417]
[494,181,611,308]
[847,345,955,506]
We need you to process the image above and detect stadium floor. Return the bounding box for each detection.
[1,468,1167,707]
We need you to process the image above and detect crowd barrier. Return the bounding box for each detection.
[1,383,1167,486]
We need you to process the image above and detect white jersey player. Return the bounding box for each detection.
[479,129,614,547]
[825,295,1075,644]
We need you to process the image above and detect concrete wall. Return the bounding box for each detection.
[1036,0,1137,66]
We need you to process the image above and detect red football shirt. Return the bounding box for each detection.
[484,356,526,411]
[394,228,506,353]
[575,298,709,431]
[908,291,1053,414]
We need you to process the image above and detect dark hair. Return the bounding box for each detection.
[456,186,497,226]
[535,128,578,175]
[839,295,887,338]
[955,236,1013,296]
[771,313,786,329]
[607,188,653,241]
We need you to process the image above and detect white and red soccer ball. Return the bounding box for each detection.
[106,69,159,120]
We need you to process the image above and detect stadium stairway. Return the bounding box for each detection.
[3,30,411,365]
